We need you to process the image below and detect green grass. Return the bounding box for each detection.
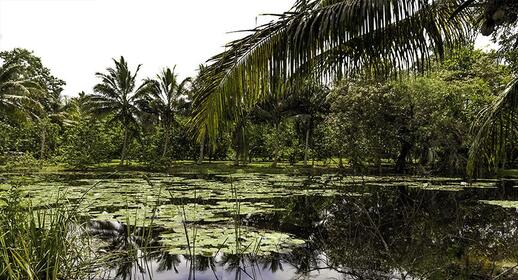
[0,188,91,280]
[499,169,518,178]
[1,158,348,176]
[69,159,345,175]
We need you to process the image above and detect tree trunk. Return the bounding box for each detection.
[338,153,344,169]
[272,149,279,168]
[304,128,310,167]
[120,126,129,166]
[271,125,280,168]
[40,126,46,162]
[396,140,412,173]
[419,144,430,166]
[162,125,170,159]
[376,152,382,175]
[234,151,240,166]
[197,140,204,165]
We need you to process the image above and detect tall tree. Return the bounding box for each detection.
[251,96,295,167]
[0,61,42,118]
[190,0,517,175]
[90,57,152,166]
[190,65,209,165]
[147,67,191,159]
[1,49,67,161]
[191,0,476,142]
[0,48,65,101]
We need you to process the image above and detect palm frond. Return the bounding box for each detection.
[192,0,476,142]
[468,78,518,176]
[0,62,44,118]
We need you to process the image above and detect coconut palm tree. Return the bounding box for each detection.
[190,64,209,164]
[64,91,91,125]
[0,61,42,118]
[468,78,518,176]
[191,0,517,175]
[192,0,473,138]
[89,56,152,166]
[147,67,191,159]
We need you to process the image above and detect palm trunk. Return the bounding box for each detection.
[271,125,280,168]
[304,128,310,167]
[197,140,204,165]
[120,126,129,166]
[40,126,46,162]
[396,140,412,173]
[234,151,239,166]
[162,126,170,159]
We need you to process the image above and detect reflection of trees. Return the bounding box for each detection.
[88,184,518,279]
[286,246,320,275]
[323,187,518,279]
[88,220,161,280]
[245,194,333,238]
[258,253,284,273]
[194,255,217,272]
[155,252,181,273]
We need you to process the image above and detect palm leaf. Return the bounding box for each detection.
[191,0,476,143]
[468,78,518,176]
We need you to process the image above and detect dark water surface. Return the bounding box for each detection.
[2,172,518,279]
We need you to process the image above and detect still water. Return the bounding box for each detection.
[2,172,518,279]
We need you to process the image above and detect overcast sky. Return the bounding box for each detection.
[0,0,495,97]
[0,0,294,97]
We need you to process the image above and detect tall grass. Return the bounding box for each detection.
[0,188,90,280]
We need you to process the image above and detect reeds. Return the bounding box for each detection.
[0,187,89,280]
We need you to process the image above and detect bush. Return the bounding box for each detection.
[3,153,40,172]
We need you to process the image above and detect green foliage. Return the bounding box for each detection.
[60,119,114,168]
[190,0,475,143]
[2,153,40,173]
[321,48,511,175]
[0,58,42,120]
[0,48,65,99]
[90,56,154,165]
[145,67,191,159]
[265,120,301,165]
[0,188,88,279]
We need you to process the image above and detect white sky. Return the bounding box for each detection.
[0,0,294,97]
[0,0,496,97]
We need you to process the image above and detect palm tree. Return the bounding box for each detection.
[190,65,209,165]
[90,56,152,166]
[147,67,191,159]
[0,61,42,118]
[192,0,473,139]
[37,95,68,161]
[191,0,517,174]
[468,79,518,176]
[64,91,91,125]
[0,61,51,161]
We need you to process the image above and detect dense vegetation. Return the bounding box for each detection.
[0,46,515,176]
[1,0,518,279]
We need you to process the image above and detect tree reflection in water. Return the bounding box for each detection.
[91,182,518,279]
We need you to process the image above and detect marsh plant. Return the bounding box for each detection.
[0,188,92,280]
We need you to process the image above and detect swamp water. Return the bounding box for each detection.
[1,172,518,279]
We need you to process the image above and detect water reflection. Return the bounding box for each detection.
[89,179,518,279]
